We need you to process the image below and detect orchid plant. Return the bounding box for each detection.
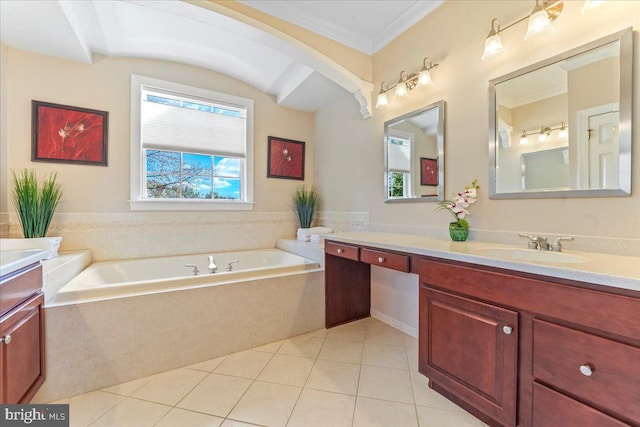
[436,179,479,228]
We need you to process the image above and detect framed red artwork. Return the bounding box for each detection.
[420,157,438,186]
[267,136,305,180]
[32,100,108,166]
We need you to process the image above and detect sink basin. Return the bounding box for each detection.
[473,248,587,264]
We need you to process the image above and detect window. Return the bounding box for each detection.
[387,135,412,198]
[130,75,254,210]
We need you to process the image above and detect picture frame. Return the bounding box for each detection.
[420,157,438,186]
[267,136,305,180]
[32,100,108,166]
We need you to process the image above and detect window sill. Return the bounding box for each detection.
[129,199,255,211]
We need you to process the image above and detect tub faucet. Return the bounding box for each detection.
[185,264,200,275]
[226,260,239,271]
[208,256,218,273]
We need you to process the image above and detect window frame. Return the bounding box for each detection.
[130,74,254,211]
[387,131,414,199]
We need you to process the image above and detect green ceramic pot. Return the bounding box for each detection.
[449,222,469,242]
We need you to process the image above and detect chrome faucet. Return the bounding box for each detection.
[519,234,549,250]
[208,256,218,273]
[185,264,200,275]
[226,260,239,271]
[551,236,574,252]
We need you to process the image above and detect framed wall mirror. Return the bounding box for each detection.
[489,27,632,199]
[384,100,445,203]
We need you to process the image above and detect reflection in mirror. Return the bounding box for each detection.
[489,27,632,198]
[384,100,445,203]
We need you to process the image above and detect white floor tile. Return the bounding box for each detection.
[277,336,325,358]
[358,365,414,404]
[131,368,207,406]
[354,396,418,427]
[362,341,409,370]
[186,356,227,372]
[177,373,252,417]
[305,359,361,395]
[317,338,364,364]
[155,408,224,427]
[227,381,301,427]
[416,405,485,427]
[101,376,154,397]
[213,350,272,379]
[256,354,314,387]
[90,397,170,427]
[59,391,124,427]
[287,389,355,427]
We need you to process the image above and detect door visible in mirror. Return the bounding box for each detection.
[385,100,445,203]
[489,27,632,199]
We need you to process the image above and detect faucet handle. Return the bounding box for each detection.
[185,264,200,275]
[519,233,539,250]
[551,236,574,252]
[208,256,218,273]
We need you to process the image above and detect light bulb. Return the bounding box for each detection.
[418,69,432,86]
[482,19,505,61]
[395,82,408,98]
[520,131,528,145]
[538,127,548,143]
[558,122,568,139]
[525,1,553,40]
[375,92,388,109]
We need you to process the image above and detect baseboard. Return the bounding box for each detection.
[370,308,418,338]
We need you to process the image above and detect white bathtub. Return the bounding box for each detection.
[53,248,321,304]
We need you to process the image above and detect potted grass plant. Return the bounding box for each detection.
[9,169,63,257]
[292,184,319,229]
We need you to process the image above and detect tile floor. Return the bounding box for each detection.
[53,318,488,427]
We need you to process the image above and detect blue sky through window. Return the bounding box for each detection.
[146,94,241,117]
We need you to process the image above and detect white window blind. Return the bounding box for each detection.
[388,143,411,173]
[141,89,247,158]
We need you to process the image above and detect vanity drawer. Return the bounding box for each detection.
[325,241,360,261]
[533,319,640,424]
[533,382,629,427]
[361,248,410,273]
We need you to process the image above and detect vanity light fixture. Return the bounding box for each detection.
[375,57,439,109]
[518,123,566,145]
[482,1,563,61]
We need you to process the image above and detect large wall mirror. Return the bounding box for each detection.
[489,27,632,199]
[384,100,445,203]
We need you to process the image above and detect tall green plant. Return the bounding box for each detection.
[11,169,63,238]
[293,185,319,229]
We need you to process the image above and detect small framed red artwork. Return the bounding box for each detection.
[420,157,438,186]
[32,100,108,166]
[267,136,305,180]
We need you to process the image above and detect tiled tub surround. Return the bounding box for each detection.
[32,270,324,403]
[0,211,369,263]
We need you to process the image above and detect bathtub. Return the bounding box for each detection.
[53,248,321,304]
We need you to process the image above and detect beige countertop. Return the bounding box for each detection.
[324,232,640,293]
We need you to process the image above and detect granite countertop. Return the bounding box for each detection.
[324,232,640,292]
[0,249,48,278]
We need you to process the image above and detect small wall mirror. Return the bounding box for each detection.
[489,27,632,199]
[384,100,445,203]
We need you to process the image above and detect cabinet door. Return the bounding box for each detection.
[0,293,45,404]
[419,287,518,427]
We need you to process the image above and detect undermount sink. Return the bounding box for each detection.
[473,248,587,264]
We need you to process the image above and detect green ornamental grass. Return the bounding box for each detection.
[293,184,319,229]
[11,169,63,238]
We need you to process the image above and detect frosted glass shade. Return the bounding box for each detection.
[482,33,505,60]
[418,69,433,86]
[395,82,408,98]
[525,9,553,40]
[375,92,388,109]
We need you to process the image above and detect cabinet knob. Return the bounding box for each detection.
[502,326,513,335]
[378,257,385,263]
[0,335,11,345]
[337,249,344,254]
[579,364,594,377]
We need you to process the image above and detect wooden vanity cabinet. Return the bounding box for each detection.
[0,263,46,404]
[420,288,518,426]
[419,258,640,427]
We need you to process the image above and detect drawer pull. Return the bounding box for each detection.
[337,249,344,254]
[378,257,385,263]
[579,364,594,377]
[502,326,513,335]
[0,334,11,345]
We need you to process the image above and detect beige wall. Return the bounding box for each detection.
[2,48,314,214]
[315,0,640,240]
